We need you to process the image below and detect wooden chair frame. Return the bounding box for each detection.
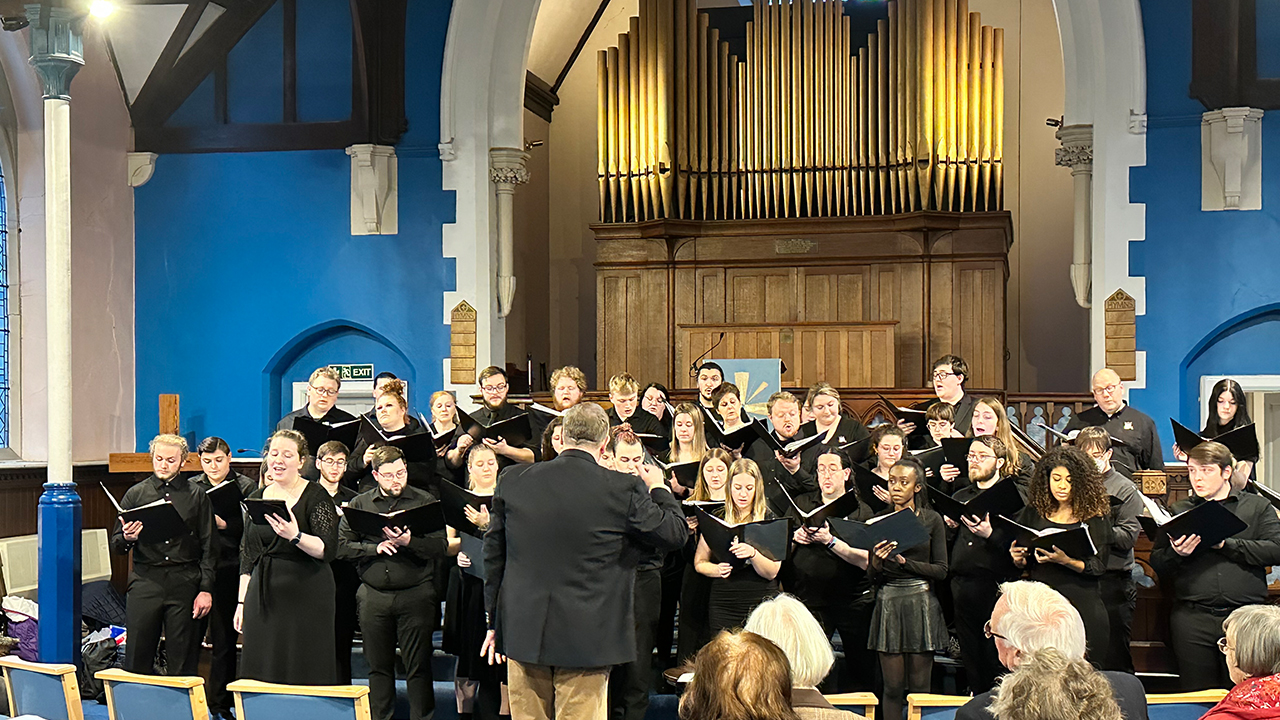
[906,692,970,720]
[0,655,84,720]
[227,679,373,720]
[95,668,209,720]
[824,691,878,720]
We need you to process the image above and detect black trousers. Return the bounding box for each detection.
[950,576,1004,694]
[201,564,241,712]
[676,564,711,664]
[358,581,437,720]
[1099,569,1137,673]
[610,568,662,720]
[816,594,876,693]
[124,564,202,675]
[654,550,685,670]
[335,562,361,684]
[1171,602,1233,691]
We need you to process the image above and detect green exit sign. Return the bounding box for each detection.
[330,364,374,381]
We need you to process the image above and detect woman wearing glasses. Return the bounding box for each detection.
[1009,447,1113,670]
[346,379,433,493]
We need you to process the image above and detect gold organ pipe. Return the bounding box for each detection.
[597,50,608,221]
[687,0,698,217]
[967,11,980,210]
[658,0,673,219]
[632,14,648,219]
[944,0,957,210]
[886,3,898,213]
[720,39,731,220]
[841,15,851,215]
[857,44,868,216]
[866,31,878,214]
[618,34,632,221]
[606,46,620,222]
[750,6,760,217]
[697,11,709,219]
[932,0,945,208]
[980,23,993,212]
[827,0,838,213]
[919,0,933,209]
[803,0,815,215]
[675,0,687,217]
[730,59,740,219]
[877,18,888,214]
[813,0,826,216]
[993,27,1004,210]
[708,25,720,219]
[646,0,661,218]
[956,0,969,211]
[628,16,642,219]
[903,0,917,211]
[770,1,782,215]
[779,0,791,217]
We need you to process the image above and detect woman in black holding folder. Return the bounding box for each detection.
[1009,446,1112,669]
[235,429,339,685]
[694,458,782,633]
[1149,441,1280,690]
[430,390,469,488]
[347,380,432,493]
[677,448,733,662]
[1172,379,1259,488]
[866,458,948,720]
[443,444,509,720]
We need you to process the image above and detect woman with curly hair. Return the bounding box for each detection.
[1009,446,1113,669]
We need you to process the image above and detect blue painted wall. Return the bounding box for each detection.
[1129,0,1280,441]
[134,0,455,452]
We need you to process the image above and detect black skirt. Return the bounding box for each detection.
[241,555,338,685]
[442,565,507,683]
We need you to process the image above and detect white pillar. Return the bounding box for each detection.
[1056,124,1094,309]
[44,95,71,481]
[489,147,529,319]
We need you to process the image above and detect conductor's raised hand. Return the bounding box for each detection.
[637,463,667,491]
[481,629,506,665]
[265,507,300,540]
[121,520,144,542]
[192,591,212,619]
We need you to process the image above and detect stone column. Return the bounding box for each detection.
[1055,124,1094,309]
[489,148,529,319]
[27,1,85,664]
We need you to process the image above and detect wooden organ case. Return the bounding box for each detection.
[593,0,1012,391]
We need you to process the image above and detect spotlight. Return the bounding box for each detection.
[89,1,115,19]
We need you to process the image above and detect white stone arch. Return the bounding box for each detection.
[438,0,540,408]
[1051,0,1149,386]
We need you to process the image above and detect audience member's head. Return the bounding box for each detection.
[744,594,835,690]
[1222,604,1280,685]
[989,581,1087,670]
[988,648,1122,720]
[679,630,800,720]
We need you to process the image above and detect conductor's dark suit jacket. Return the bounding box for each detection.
[483,448,687,668]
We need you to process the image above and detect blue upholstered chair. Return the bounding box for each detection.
[0,655,84,720]
[825,691,879,719]
[906,692,968,720]
[1146,690,1228,720]
[95,668,209,720]
[227,679,372,720]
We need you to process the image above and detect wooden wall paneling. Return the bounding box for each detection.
[952,261,1004,388]
[695,267,726,324]
[836,271,867,322]
[678,323,896,389]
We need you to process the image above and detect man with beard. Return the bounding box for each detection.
[338,446,447,720]
[530,366,589,460]
[110,434,216,675]
[473,366,536,467]
[946,435,1023,694]
[749,391,821,516]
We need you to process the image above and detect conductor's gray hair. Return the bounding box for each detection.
[562,403,611,449]
[1224,604,1280,678]
[997,581,1087,661]
[744,594,835,688]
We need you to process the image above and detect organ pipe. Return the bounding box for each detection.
[597,0,1005,221]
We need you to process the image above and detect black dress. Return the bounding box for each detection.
[676,527,711,663]
[442,563,507,685]
[240,482,340,685]
[1013,507,1112,669]
[705,510,780,633]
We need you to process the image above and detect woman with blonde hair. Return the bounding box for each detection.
[802,383,870,458]
[669,402,710,466]
[678,448,735,662]
[970,397,1033,477]
[678,630,801,720]
[429,390,468,487]
[745,595,867,720]
[695,458,782,632]
[989,648,1122,720]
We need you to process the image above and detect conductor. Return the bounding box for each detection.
[483,403,688,720]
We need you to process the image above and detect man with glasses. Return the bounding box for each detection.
[474,366,536,467]
[956,581,1149,720]
[1074,427,1143,673]
[946,436,1023,694]
[902,355,977,440]
[278,366,358,479]
[338,446,447,720]
[1065,368,1162,479]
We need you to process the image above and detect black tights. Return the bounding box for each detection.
[879,652,932,720]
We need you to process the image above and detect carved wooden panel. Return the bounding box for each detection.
[1105,289,1137,381]
[678,323,896,389]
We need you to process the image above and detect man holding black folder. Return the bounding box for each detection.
[473,366,537,467]
[278,366,357,479]
[483,403,687,720]
[1150,441,1280,690]
[109,434,216,676]
[749,392,821,517]
[337,446,447,720]
[190,437,256,719]
[901,356,977,439]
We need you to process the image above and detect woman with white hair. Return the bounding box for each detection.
[745,594,866,720]
[1201,604,1280,719]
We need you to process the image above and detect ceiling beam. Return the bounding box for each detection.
[552,0,612,94]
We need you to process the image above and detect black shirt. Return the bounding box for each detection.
[472,402,537,469]
[607,406,668,453]
[867,507,949,584]
[345,415,436,494]
[1149,490,1280,608]
[784,490,873,609]
[1065,404,1164,478]
[947,482,1021,581]
[278,405,358,480]
[109,474,217,593]
[190,471,258,569]
[916,393,978,437]
[336,485,448,591]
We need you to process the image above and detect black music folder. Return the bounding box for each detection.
[243,498,291,526]
[698,404,760,450]
[929,479,1025,524]
[659,459,701,488]
[682,500,725,518]
[343,501,445,538]
[995,515,1097,560]
[941,437,971,480]
[1170,419,1259,461]
[778,485,862,530]
[458,532,487,579]
[852,463,890,513]
[440,482,493,538]
[205,480,245,520]
[1136,497,1248,549]
[877,395,930,441]
[1037,422,1131,449]
[635,432,670,453]
[753,425,824,458]
[694,508,790,565]
[102,483,189,543]
[828,509,930,556]
[1249,480,1280,511]
[839,435,873,465]
[457,409,533,446]
[357,416,438,463]
[292,416,361,454]
[431,425,458,452]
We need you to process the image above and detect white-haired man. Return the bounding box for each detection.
[957,580,1149,720]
